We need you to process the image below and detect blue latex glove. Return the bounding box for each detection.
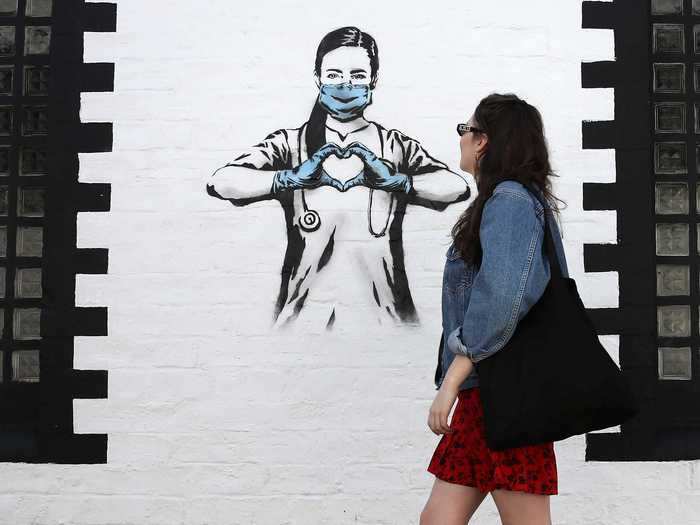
[340,142,413,193]
[271,142,344,193]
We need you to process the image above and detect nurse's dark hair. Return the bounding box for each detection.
[306,26,379,156]
[451,93,567,266]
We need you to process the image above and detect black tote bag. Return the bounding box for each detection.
[469,182,640,451]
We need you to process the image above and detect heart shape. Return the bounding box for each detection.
[321,148,365,192]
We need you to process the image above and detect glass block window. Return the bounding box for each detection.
[25,0,51,17]
[16,226,42,257]
[13,308,40,339]
[0,147,10,176]
[658,304,691,336]
[11,350,38,382]
[0,0,17,16]
[17,187,44,217]
[24,66,48,96]
[15,268,40,298]
[0,66,12,96]
[655,142,687,174]
[22,106,47,135]
[656,182,689,213]
[655,102,686,133]
[654,24,685,54]
[24,26,49,55]
[658,347,692,379]
[20,147,47,176]
[653,0,683,15]
[0,0,112,464]
[0,106,13,135]
[656,223,689,255]
[657,264,690,296]
[654,63,685,93]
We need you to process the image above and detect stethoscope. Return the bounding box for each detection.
[298,123,394,237]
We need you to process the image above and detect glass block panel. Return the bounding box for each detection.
[0,66,12,95]
[15,268,40,298]
[656,182,688,214]
[0,146,10,176]
[0,0,16,16]
[0,226,7,257]
[25,0,51,17]
[695,0,700,14]
[653,0,683,14]
[20,147,47,176]
[22,106,47,135]
[24,66,48,96]
[655,102,686,133]
[0,105,12,135]
[24,26,50,55]
[17,187,44,217]
[657,264,690,295]
[13,308,40,339]
[657,305,691,337]
[16,226,42,257]
[655,142,687,174]
[655,63,685,93]
[656,223,689,255]
[658,346,692,379]
[655,24,685,53]
[0,185,7,216]
[0,26,14,56]
[11,349,38,382]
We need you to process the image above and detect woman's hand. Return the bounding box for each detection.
[341,141,412,193]
[428,382,459,435]
[271,142,345,192]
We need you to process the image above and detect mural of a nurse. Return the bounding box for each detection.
[206,26,471,329]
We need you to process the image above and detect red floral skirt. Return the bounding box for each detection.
[427,386,558,495]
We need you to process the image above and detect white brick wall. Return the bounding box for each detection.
[1,0,693,524]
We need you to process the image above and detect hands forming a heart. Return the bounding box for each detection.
[271,141,412,194]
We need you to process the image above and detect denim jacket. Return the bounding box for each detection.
[435,180,570,391]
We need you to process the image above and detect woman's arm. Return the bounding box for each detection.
[206,129,293,205]
[447,190,544,363]
[440,353,475,390]
[207,164,280,204]
[410,167,471,206]
[390,130,471,209]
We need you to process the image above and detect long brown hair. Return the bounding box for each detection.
[451,93,567,266]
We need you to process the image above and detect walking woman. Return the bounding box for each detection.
[421,93,569,525]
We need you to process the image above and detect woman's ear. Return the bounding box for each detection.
[476,134,488,157]
[370,73,379,89]
[314,73,321,89]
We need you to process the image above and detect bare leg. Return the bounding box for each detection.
[420,476,489,525]
[490,489,552,525]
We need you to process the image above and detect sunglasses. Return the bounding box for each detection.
[456,123,484,136]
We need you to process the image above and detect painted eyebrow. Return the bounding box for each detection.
[325,68,343,73]
[350,69,367,74]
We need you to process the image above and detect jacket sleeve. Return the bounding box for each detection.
[446,190,543,363]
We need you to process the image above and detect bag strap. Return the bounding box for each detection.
[520,181,563,281]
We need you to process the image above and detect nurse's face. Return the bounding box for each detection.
[315,46,373,87]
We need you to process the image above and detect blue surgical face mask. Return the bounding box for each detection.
[318,82,372,121]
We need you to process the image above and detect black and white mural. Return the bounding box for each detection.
[206,26,469,329]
